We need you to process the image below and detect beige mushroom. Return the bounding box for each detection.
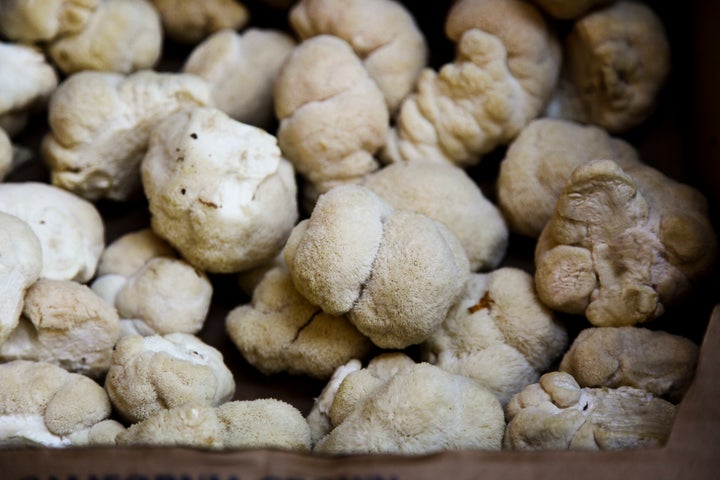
[0,212,42,346]
[0,279,120,378]
[42,70,213,201]
[149,0,249,45]
[0,182,104,283]
[183,28,296,128]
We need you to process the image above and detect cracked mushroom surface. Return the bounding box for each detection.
[226,266,374,379]
[0,182,104,283]
[105,333,235,424]
[382,0,561,167]
[422,268,568,405]
[283,184,471,349]
[544,1,671,133]
[42,70,213,202]
[535,159,717,327]
[0,279,120,379]
[363,161,508,272]
[497,118,641,238]
[274,35,389,201]
[141,106,298,273]
[504,371,677,450]
[0,212,42,347]
[289,0,428,112]
[560,326,699,403]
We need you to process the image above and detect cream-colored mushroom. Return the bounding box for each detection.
[289,0,428,112]
[0,212,42,346]
[382,0,561,167]
[0,0,100,43]
[0,182,104,283]
[0,279,120,378]
[105,333,236,423]
[183,28,296,128]
[284,184,470,349]
[141,107,298,273]
[544,1,671,132]
[42,70,213,201]
[47,0,163,74]
[504,371,677,450]
[535,160,717,327]
[275,35,389,200]
[0,42,58,136]
[149,0,249,44]
[363,161,508,271]
[497,118,641,238]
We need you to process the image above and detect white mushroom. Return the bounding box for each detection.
[0,182,104,283]
[183,28,296,128]
[42,70,213,201]
[141,106,298,273]
[0,212,42,346]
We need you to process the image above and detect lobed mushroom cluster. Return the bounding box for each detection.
[0,0,715,455]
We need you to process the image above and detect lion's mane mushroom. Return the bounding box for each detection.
[47,0,163,75]
[311,360,505,455]
[105,333,235,423]
[422,268,568,405]
[363,161,508,271]
[226,266,375,379]
[141,107,298,273]
[183,28,296,128]
[527,0,613,20]
[289,0,428,112]
[0,182,104,283]
[497,118,641,238]
[91,228,213,337]
[534,159,717,327]
[117,399,312,451]
[284,184,471,349]
[149,0,249,45]
[42,70,213,202]
[544,1,671,133]
[382,0,561,167]
[0,42,58,136]
[504,371,677,450]
[274,35,389,202]
[0,212,42,346]
[0,279,120,378]
[0,0,100,43]
[560,326,699,403]
[0,360,123,447]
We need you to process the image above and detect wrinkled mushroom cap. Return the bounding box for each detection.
[105,333,235,423]
[289,0,427,112]
[0,0,99,43]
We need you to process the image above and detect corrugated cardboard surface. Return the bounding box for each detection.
[2,1,719,479]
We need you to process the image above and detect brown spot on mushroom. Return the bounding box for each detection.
[190,133,198,139]
[468,291,492,313]
[198,198,219,208]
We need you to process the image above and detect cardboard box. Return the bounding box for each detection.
[2,1,719,478]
